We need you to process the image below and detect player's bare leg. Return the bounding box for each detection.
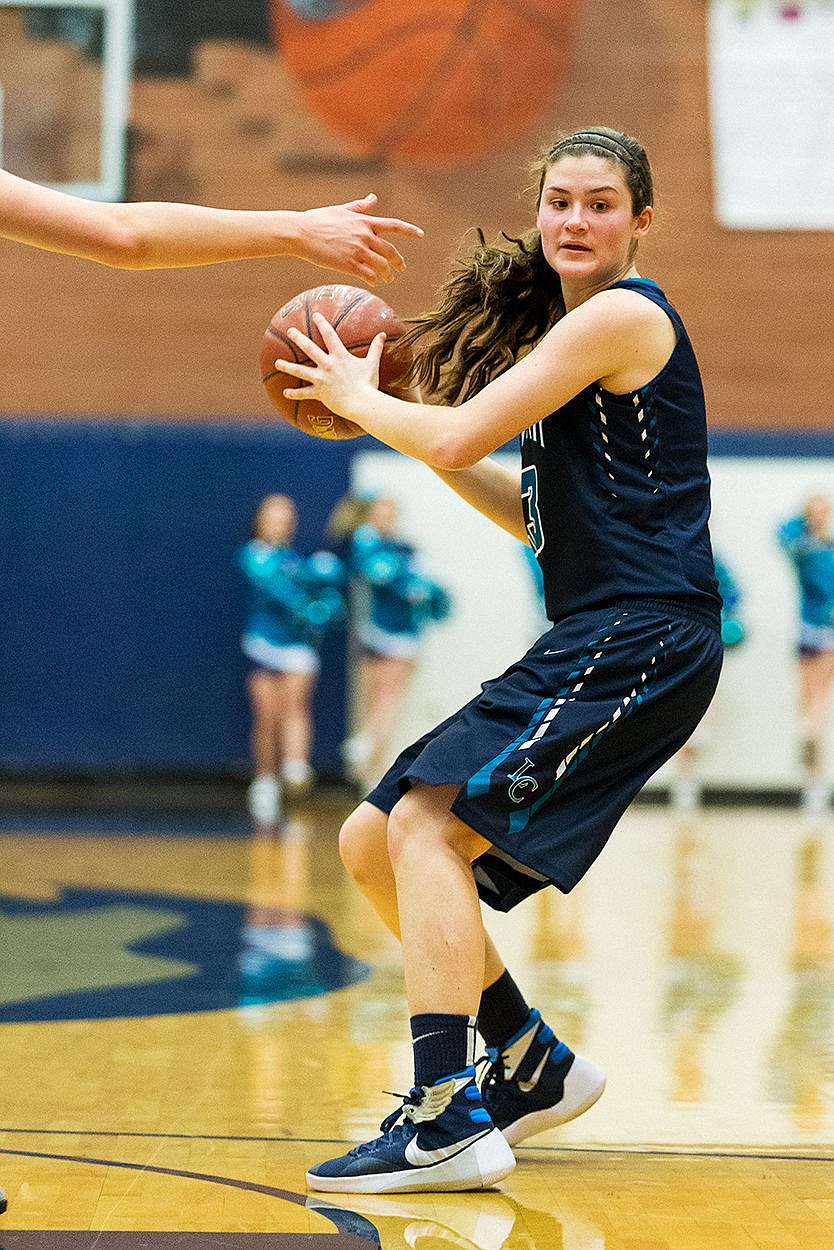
[798,651,834,813]
[246,669,283,825]
[309,785,514,1192]
[387,783,490,1014]
[333,793,605,1154]
[339,800,503,985]
[279,670,316,790]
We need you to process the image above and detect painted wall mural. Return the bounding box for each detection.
[272,0,581,166]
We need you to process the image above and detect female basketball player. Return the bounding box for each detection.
[0,167,421,282]
[278,126,724,1194]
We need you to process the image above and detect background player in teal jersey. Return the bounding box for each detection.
[262,126,723,1194]
[238,494,345,825]
[0,166,421,281]
[778,495,834,814]
[329,493,451,786]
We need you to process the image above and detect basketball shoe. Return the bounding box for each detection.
[0,1184,7,1215]
[306,1066,516,1194]
[480,1010,606,1146]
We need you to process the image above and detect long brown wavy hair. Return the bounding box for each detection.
[395,126,654,404]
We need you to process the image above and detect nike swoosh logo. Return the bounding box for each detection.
[411,1030,446,1045]
[404,1130,491,1168]
[519,1052,549,1093]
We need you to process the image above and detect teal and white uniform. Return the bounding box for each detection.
[238,540,346,675]
[348,523,451,660]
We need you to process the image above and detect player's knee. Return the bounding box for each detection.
[386,799,415,869]
[387,791,448,868]
[388,787,486,870]
[338,805,385,885]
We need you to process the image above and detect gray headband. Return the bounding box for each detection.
[552,132,640,172]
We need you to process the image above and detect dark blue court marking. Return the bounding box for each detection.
[0,1149,379,1249]
[0,809,252,837]
[0,887,369,1022]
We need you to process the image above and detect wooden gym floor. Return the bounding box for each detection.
[1,793,833,1248]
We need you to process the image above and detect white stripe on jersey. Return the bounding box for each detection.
[522,421,546,447]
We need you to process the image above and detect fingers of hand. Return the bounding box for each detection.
[311,311,348,349]
[285,320,330,362]
[368,216,424,239]
[344,193,378,212]
[284,315,384,369]
[368,331,387,366]
[282,381,315,399]
[369,237,406,275]
[277,357,316,383]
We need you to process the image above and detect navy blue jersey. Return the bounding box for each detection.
[521,279,720,626]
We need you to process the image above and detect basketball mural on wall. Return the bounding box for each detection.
[270,0,581,167]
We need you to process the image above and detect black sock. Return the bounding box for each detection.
[478,969,532,1048]
[410,1013,477,1087]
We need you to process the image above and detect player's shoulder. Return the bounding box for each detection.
[558,285,673,364]
[589,281,671,323]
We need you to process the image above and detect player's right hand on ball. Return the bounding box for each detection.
[281,313,384,420]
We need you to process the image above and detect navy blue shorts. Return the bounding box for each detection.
[366,598,723,912]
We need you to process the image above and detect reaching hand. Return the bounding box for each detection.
[295,194,423,285]
[280,312,385,422]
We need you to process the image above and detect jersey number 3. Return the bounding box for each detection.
[522,465,545,555]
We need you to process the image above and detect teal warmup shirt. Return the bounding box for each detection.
[778,516,834,630]
[237,540,346,648]
[348,524,450,638]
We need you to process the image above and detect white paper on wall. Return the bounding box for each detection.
[708,1,834,229]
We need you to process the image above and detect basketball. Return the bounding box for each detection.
[270,0,580,167]
[260,284,411,440]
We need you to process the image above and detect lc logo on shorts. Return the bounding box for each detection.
[508,757,539,804]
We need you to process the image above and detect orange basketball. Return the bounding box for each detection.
[260,284,411,440]
[270,0,580,167]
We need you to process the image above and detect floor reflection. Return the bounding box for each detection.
[238,816,370,1006]
[308,1188,604,1250]
[2,801,833,1156]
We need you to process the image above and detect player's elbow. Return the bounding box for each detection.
[91,218,154,269]
[100,234,153,268]
[425,432,484,471]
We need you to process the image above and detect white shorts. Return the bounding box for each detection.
[242,633,320,675]
[358,623,421,660]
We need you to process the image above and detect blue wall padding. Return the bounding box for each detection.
[0,420,355,776]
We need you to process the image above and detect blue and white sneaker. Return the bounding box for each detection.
[480,1010,606,1146]
[306,1066,516,1194]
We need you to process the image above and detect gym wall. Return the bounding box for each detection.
[0,1,831,781]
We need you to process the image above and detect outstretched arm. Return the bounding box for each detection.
[0,171,422,282]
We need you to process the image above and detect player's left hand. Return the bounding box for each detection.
[281,312,384,420]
